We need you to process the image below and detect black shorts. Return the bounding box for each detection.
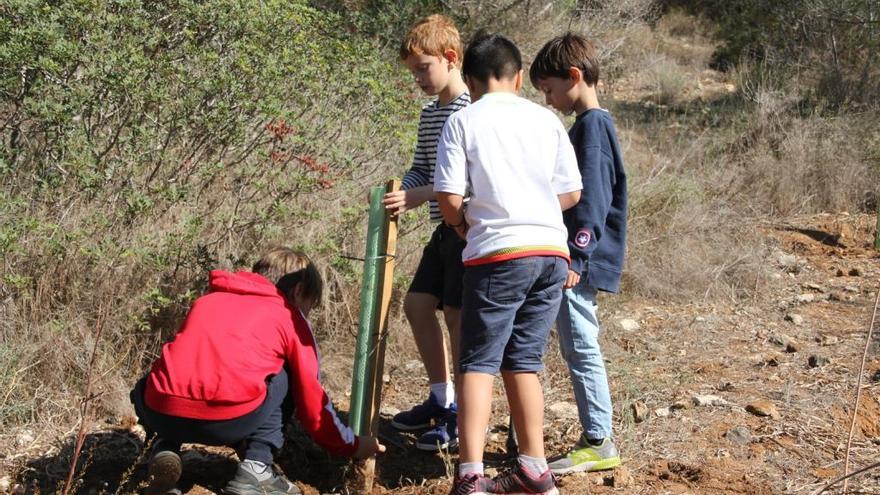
[408,223,466,309]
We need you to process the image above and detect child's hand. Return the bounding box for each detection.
[354,435,386,459]
[563,269,580,289]
[382,185,432,215]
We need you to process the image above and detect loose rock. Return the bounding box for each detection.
[808,355,829,368]
[848,267,863,277]
[609,466,632,488]
[725,426,752,445]
[795,293,817,303]
[15,430,34,448]
[548,402,579,420]
[618,318,641,331]
[655,407,671,418]
[692,394,727,407]
[746,400,781,419]
[670,400,691,411]
[784,313,804,326]
[631,400,649,423]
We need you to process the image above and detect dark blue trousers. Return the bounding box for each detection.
[130,368,292,465]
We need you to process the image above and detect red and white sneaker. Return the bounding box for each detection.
[489,462,559,495]
[448,473,496,495]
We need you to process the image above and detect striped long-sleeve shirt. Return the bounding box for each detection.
[402,92,470,222]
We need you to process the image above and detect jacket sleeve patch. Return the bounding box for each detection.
[575,229,591,248]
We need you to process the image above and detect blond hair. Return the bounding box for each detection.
[399,14,462,61]
[252,247,322,305]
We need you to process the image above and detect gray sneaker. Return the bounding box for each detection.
[146,449,182,495]
[548,437,621,475]
[222,460,301,495]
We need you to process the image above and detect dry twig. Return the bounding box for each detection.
[840,286,878,494]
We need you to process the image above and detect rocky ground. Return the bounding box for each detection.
[4,214,877,494]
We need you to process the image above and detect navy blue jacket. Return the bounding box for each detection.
[564,109,628,293]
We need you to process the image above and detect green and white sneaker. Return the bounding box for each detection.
[548,437,621,475]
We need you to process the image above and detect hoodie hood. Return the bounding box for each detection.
[208,270,282,298]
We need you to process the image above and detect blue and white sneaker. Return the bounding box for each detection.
[391,394,452,431]
[416,407,458,451]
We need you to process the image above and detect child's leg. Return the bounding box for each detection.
[556,284,612,440]
[457,372,494,463]
[404,292,450,386]
[442,305,461,383]
[501,371,544,458]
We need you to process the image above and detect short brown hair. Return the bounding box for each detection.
[399,14,462,61]
[529,33,600,87]
[252,247,322,305]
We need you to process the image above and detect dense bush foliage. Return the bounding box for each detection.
[662,0,879,108]
[0,0,418,426]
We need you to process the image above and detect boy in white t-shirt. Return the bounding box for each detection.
[433,33,582,495]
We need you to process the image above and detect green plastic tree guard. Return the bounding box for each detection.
[350,186,387,435]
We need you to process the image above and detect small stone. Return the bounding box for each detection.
[796,293,816,303]
[692,394,727,407]
[485,467,499,478]
[808,355,829,368]
[784,313,804,326]
[828,291,845,301]
[489,433,500,442]
[836,268,846,277]
[804,282,824,292]
[785,341,799,353]
[694,316,707,322]
[609,465,632,488]
[15,430,34,448]
[405,360,422,371]
[382,373,391,383]
[746,400,781,419]
[655,407,671,417]
[631,400,649,423]
[717,381,735,392]
[725,426,752,445]
[670,400,691,411]
[768,333,791,347]
[548,401,579,420]
[618,318,641,331]
[844,285,859,293]
[848,267,863,277]
[818,334,840,346]
[776,252,800,272]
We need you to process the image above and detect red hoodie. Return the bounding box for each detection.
[144,270,358,457]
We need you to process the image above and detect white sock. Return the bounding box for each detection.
[518,454,548,476]
[459,461,484,477]
[241,459,272,481]
[429,381,455,408]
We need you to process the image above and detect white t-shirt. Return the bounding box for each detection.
[433,92,582,265]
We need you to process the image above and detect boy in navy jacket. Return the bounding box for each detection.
[530,32,627,475]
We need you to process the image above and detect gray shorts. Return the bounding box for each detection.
[459,256,567,374]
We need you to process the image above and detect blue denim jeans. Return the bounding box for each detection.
[459,256,567,374]
[556,283,613,440]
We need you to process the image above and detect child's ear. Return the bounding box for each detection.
[567,66,582,83]
[514,69,523,93]
[443,49,459,67]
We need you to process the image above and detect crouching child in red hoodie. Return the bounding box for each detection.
[130,248,385,495]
